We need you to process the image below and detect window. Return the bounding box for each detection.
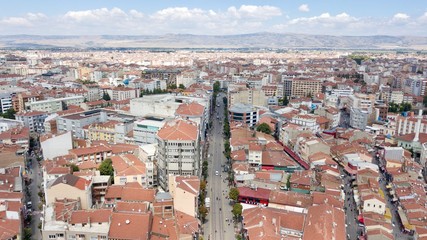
[120,177,127,184]
[48,235,56,239]
[367,203,370,207]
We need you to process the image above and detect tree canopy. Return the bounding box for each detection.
[213,81,220,93]
[99,158,114,177]
[229,188,239,201]
[0,108,16,119]
[102,92,111,101]
[256,123,272,134]
[232,203,243,218]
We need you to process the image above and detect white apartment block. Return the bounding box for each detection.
[156,119,200,191]
[133,118,166,146]
[15,111,48,133]
[290,115,320,133]
[30,96,84,113]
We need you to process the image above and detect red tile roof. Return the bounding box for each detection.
[157,119,198,141]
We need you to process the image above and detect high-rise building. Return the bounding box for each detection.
[156,119,200,190]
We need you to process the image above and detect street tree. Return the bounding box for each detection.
[199,205,208,223]
[213,81,220,93]
[229,187,239,201]
[232,203,243,219]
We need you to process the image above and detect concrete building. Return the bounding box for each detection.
[56,109,108,139]
[30,96,84,113]
[133,118,166,146]
[350,108,369,130]
[138,144,157,187]
[229,103,259,127]
[314,106,341,129]
[46,174,93,210]
[0,117,23,133]
[111,154,147,187]
[156,119,200,190]
[87,120,132,144]
[15,110,48,133]
[282,77,321,98]
[130,94,209,118]
[106,87,139,101]
[228,87,268,107]
[141,69,181,86]
[40,131,73,160]
[291,114,320,133]
[168,175,200,218]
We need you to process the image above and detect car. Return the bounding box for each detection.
[26,201,32,209]
[215,171,219,176]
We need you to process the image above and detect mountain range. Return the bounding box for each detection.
[0,33,426,50]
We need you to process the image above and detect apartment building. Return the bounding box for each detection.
[15,110,48,133]
[46,174,93,210]
[282,77,321,98]
[68,145,112,163]
[106,87,139,101]
[56,109,108,139]
[156,119,200,190]
[141,69,181,86]
[0,118,23,133]
[12,92,42,112]
[111,154,147,187]
[228,86,268,107]
[350,108,370,130]
[30,96,84,113]
[130,94,209,118]
[290,114,320,133]
[168,175,200,218]
[40,131,73,160]
[133,118,166,146]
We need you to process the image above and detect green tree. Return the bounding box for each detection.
[23,228,32,240]
[229,188,239,201]
[424,95,427,107]
[199,205,208,223]
[213,81,220,93]
[69,164,79,173]
[256,123,272,134]
[178,84,186,89]
[286,174,291,190]
[102,92,111,101]
[168,84,177,90]
[232,203,243,219]
[99,158,114,177]
[283,95,289,106]
[200,180,207,192]
[1,108,16,119]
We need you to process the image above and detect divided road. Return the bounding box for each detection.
[204,93,235,240]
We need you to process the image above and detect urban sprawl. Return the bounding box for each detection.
[0,50,427,240]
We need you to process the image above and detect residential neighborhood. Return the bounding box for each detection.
[0,48,427,240]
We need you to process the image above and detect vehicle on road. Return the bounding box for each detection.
[215,170,219,176]
[26,201,32,209]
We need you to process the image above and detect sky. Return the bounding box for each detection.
[0,0,426,36]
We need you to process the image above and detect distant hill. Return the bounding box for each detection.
[0,33,427,50]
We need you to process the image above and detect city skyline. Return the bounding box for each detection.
[0,0,426,36]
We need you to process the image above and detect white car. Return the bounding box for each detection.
[215,171,219,176]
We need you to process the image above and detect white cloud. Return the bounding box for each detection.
[0,7,427,36]
[298,4,310,12]
[392,13,410,22]
[63,7,128,22]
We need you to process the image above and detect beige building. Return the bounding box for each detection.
[168,175,200,218]
[111,154,147,187]
[228,85,268,107]
[362,195,386,215]
[46,174,93,209]
[291,79,321,98]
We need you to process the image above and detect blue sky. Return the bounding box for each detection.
[0,0,426,35]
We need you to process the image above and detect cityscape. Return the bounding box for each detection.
[0,1,427,240]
